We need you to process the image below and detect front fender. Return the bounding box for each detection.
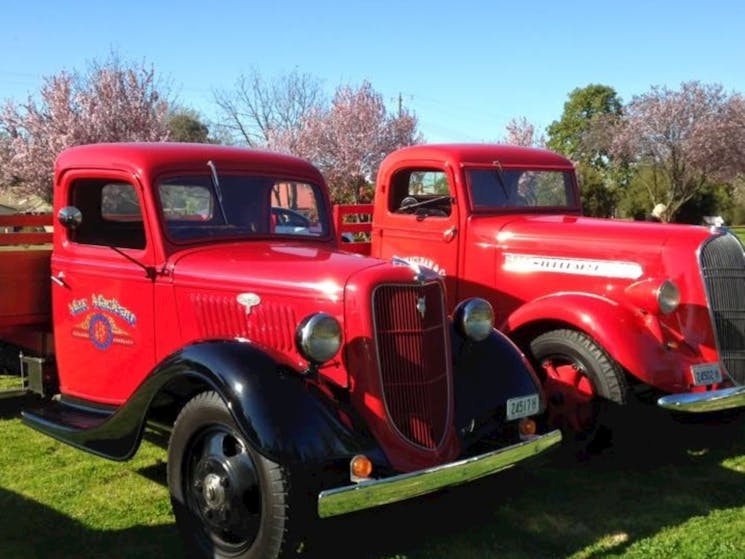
[451,325,543,430]
[504,292,672,386]
[155,341,378,466]
[23,340,380,466]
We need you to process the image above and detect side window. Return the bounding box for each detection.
[389,169,452,217]
[69,180,146,249]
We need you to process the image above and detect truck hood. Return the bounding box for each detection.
[169,241,385,298]
[471,214,712,266]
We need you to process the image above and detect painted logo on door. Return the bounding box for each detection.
[69,294,137,350]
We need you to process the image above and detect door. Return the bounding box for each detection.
[373,165,461,309]
[52,175,156,405]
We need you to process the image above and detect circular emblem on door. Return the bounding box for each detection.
[89,313,114,350]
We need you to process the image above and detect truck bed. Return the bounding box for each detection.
[333,204,373,255]
[0,214,53,331]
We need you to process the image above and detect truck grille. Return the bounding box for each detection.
[372,282,451,449]
[699,233,745,384]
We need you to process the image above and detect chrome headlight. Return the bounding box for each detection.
[454,298,495,341]
[658,280,681,314]
[296,313,342,364]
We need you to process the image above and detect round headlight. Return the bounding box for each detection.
[658,280,681,314]
[455,298,495,341]
[296,313,342,364]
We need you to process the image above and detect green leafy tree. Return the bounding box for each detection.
[675,182,733,225]
[547,85,625,217]
[167,109,210,143]
[617,166,665,220]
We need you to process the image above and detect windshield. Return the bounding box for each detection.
[467,168,577,211]
[157,174,329,243]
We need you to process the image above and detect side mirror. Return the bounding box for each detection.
[57,206,82,230]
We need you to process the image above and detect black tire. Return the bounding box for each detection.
[530,329,627,453]
[168,391,306,559]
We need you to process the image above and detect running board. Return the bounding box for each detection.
[22,398,144,461]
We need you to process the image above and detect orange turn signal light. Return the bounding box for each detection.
[518,418,537,438]
[350,454,373,480]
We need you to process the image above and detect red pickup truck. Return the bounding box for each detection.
[335,143,745,445]
[0,142,560,559]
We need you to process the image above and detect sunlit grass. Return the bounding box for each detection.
[1,398,744,559]
[0,374,22,391]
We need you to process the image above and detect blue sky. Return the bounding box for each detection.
[1,0,744,143]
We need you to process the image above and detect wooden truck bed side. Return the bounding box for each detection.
[0,214,53,332]
[333,204,373,255]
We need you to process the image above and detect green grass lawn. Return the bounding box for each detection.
[0,374,21,391]
[1,396,744,559]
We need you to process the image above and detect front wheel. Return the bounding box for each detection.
[168,391,306,559]
[530,329,627,453]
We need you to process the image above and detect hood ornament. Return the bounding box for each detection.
[417,296,427,319]
[236,293,261,314]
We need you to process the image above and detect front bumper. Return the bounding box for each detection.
[657,386,745,413]
[317,429,561,518]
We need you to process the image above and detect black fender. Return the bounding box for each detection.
[23,340,381,467]
[450,326,543,431]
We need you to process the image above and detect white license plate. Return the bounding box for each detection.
[506,394,540,420]
[691,363,722,386]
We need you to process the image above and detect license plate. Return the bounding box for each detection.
[506,394,540,420]
[691,363,722,386]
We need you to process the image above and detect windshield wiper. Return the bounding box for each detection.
[492,160,509,201]
[207,160,229,224]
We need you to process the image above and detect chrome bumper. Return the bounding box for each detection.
[657,386,745,413]
[317,429,562,518]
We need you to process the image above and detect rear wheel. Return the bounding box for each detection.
[530,329,627,453]
[168,391,306,559]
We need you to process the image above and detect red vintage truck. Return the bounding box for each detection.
[0,142,560,559]
[335,143,745,445]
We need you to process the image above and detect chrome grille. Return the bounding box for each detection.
[700,234,745,384]
[372,282,450,449]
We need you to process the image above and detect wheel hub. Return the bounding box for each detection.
[202,472,227,509]
[542,359,597,433]
[185,428,263,550]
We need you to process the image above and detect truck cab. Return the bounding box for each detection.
[352,143,745,445]
[1,143,560,559]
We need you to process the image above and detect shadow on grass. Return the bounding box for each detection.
[309,412,745,559]
[0,487,183,559]
[135,459,168,487]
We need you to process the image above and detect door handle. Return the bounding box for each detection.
[443,226,457,242]
[51,272,67,287]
